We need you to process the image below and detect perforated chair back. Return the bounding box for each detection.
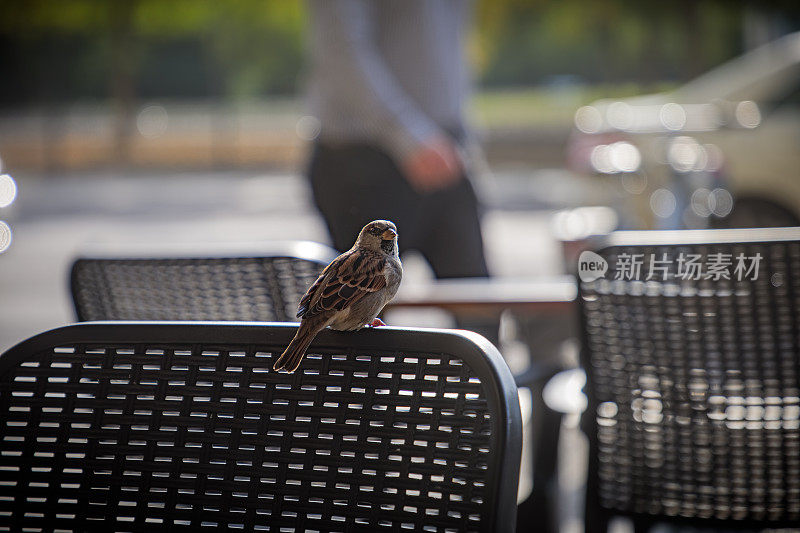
[579,227,800,531]
[70,241,337,322]
[0,322,521,532]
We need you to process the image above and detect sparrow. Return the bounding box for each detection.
[273,220,403,373]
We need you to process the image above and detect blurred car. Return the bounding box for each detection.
[567,31,800,229]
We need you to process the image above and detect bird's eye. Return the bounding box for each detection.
[369,226,382,235]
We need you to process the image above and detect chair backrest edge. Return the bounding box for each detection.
[0,322,523,531]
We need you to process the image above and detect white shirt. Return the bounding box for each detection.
[307,0,472,163]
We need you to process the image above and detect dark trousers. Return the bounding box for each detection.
[308,142,489,279]
[308,142,497,344]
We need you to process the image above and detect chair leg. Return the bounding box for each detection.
[583,505,608,533]
[534,390,561,531]
[582,451,607,533]
[632,518,649,533]
[515,380,561,532]
[515,482,557,533]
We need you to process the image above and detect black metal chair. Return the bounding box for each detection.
[578,227,800,532]
[0,321,522,531]
[70,241,338,322]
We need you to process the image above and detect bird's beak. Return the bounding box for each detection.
[381,228,397,240]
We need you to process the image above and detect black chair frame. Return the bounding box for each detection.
[0,321,522,532]
[579,227,800,532]
[70,240,338,322]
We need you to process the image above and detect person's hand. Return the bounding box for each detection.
[402,136,463,193]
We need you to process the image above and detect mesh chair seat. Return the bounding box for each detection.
[70,241,337,322]
[0,322,521,531]
[580,228,800,531]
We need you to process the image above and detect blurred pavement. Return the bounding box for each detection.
[0,167,606,353]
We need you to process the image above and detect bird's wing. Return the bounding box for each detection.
[296,258,339,318]
[297,249,387,319]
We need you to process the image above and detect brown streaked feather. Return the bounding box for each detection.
[296,259,339,318]
[296,249,387,320]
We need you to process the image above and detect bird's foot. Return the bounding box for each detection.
[368,318,386,327]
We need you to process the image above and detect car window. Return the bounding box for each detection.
[761,74,800,113]
[777,84,800,108]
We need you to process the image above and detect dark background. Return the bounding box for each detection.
[1,0,799,105]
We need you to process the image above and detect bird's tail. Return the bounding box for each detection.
[273,326,316,373]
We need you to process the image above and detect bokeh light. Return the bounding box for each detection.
[590,145,614,174]
[606,101,634,130]
[0,175,17,208]
[691,188,713,217]
[543,368,587,414]
[650,188,677,218]
[735,100,761,129]
[136,105,169,139]
[621,172,648,195]
[574,106,603,134]
[703,144,723,172]
[659,103,687,131]
[551,206,618,241]
[608,142,641,172]
[589,142,641,173]
[668,136,705,172]
[296,115,322,141]
[709,188,733,217]
[0,221,11,254]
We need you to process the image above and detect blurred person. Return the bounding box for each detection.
[305,0,490,285]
